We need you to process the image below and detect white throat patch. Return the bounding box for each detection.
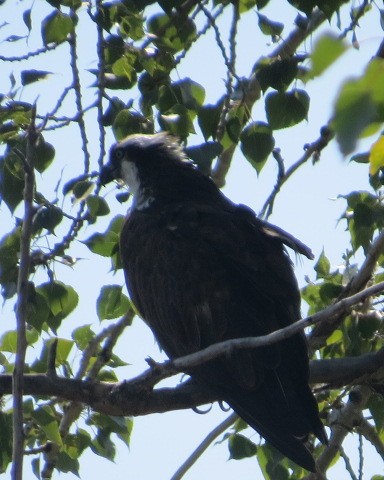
[120,161,154,210]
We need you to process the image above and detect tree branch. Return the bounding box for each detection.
[211,8,327,187]
[305,386,372,479]
[12,108,37,480]
[259,126,333,218]
[170,412,238,480]
[0,345,383,419]
[309,230,384,351]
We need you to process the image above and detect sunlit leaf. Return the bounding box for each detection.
[309,33,347,78]
[32,406,63,446]
[369,136,384,176]
[41,11,74,46]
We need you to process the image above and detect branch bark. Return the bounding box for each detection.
[309,230,384,352]
[12,109,37,480]
[306,386,372,479]
[0,347,383,419]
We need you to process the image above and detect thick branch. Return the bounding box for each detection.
[0,349,383,418]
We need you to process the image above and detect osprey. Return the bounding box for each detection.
[100,133,326,471]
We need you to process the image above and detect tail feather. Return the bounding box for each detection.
[220,371,327,473]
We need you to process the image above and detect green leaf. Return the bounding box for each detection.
[368,394,384,430]
[113,110,149,140]
[54,338,74,364]
[350,152,370,164]
[178,78,205,111]
[369,136,384,176]
[185,142,222,175]
[314,249,330,279]
[102,97,126,127]
[198,102,223,140]
[147,13,196,53]
[20,70,52,86]
[33,205,63,233]
[0,226,21,299]
[257,13,283,38]
[255,57,298,92]
[37,281,79,331]
[41,11,74,46]
[309,33,347,78]
[357,312,382,339]
[325,329,343,346]
[240,122,275,173]
[56,451,79,475]
[83,218,122,257]
[35,137,55,173]
[0,412,12,471]
[23,9,32,31]
[158,104,195,139]
[72,324,95,350]
[319,282,343,303]
[265,90,310,129]
[97,285,131,320]
[332,59,384,154]
[157,78,204,113]
[0,331,18,353]
[91,429,116,460]
[72,180,95,202]
[32,406,63,446]
[112,55,136,82]
[31,458,40,479]
[27,286,51,331]
[86,195,110,219]
[228,434,257,460]
[64,429,92,459]
[0,154,24,213]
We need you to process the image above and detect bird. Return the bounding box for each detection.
[99,132,327,471]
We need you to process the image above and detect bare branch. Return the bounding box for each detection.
[259,126,333,218]
[170,412,238,480]
[356,417,384,461]
[305,386,372,479]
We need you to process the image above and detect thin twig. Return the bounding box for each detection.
[356,417,384,461]
[259,126,333,219]
[68,12,91,174]
[12,106,37,480]
[170,412,238,480]
[339,446,358,480]
[94,0,107,196]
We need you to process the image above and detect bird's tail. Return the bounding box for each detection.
[222,379,327,472]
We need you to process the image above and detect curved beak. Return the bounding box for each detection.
[99,163,116,186]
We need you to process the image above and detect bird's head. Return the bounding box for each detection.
[100,133,192,189]
[100,133,221,208]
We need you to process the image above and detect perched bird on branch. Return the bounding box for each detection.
[100,133,327,471]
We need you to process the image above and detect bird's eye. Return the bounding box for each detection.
[114,148,124,160]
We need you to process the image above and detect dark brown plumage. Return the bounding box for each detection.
[100,133,327,471]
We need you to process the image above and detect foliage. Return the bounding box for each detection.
[0,0,384,479]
